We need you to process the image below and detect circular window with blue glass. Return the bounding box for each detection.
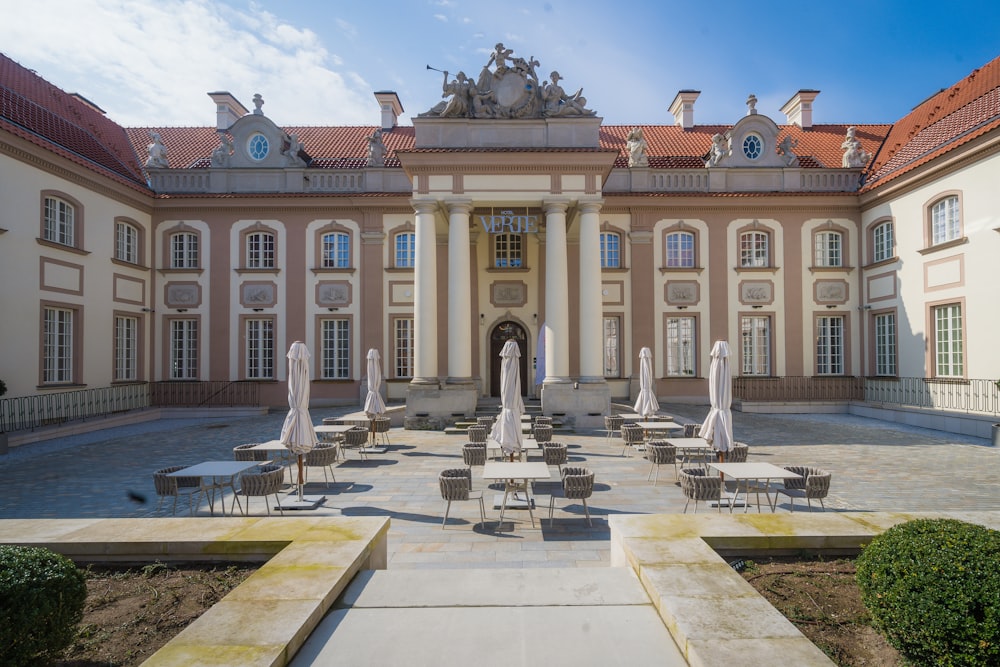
[247,133,269,161]
[742,133,763,160]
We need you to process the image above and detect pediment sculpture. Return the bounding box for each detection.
[841,126,871,168]
[420,42,596,120]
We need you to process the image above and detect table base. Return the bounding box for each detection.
[275,493,327,511]
[359,446,387,454]
[492,493,535,510]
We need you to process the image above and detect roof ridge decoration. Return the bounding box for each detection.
[419,42,596,120]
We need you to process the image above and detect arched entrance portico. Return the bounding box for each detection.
[489,321,528,398]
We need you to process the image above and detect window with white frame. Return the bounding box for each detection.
[872,221,894,263]
[665,231,695,268]
[933,304,963,378]
[245,319,274,379]
[170,232,199,269]
[43,196,75,247]
[493,233,522,268]
[322,231,350,269]
[246,231,275,269]
[600,232,620,268]
[114,315,138,381]
[665,317,696,376]
[43,307,74,383]
[874,312,896,376]
[321,318,350,379]
[816,315,844,375]
[931,196,960,246]
[394,318,414,378]
[740,315,771,375]
[739,231,769,268]
[395,232,415,268]
[115,221,139,264]
[169,319,198,380]
[603,316,620,377]
[814,231,842,267]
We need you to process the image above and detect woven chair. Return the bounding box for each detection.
[603,415,623,445]
[372,417,391,447]
[233,443,268,462]
[645,440,677,485]
[548,466,594,527]
[532,416,552,435]
[305,442,338,487]
[462,443,487,482]
[153,466,203,516]
[542,442,568,474]
[477,416,495,428]
[439,468,485,529]
[776,465,831,512]
[341,425,372,461]
[232,463,285,516]
[725,442,749,463]
[620,423,645,457]
[533,423,553,445]
[678,467,723,513]
[467,425,488,443]
[683,423,700,438]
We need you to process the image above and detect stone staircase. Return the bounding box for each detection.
[443,398,573,436]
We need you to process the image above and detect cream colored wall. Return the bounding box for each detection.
[155,219,211,380]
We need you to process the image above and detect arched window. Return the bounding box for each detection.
[930,195,961,246]
[665,231,695,268]
[740,231,770,268]
[321,231,350,269]
[395,231,415,268]
[600,232,621,268]
[115,220,140,264]
[170,231,199,269]
[245,230,275,269]
[42,194,80,248]
[871,220,894,263]
[814,230,842,267]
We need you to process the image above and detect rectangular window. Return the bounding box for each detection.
[740,231,769,268]
[170,319,198,380]
[600,233,620,268]
[816,316,844,375]
[321,319,350,379]
[44,197,74,246]
[814,231,842,267]
[493,234,522,268]
[394,318,414,378]
[114,315,138,381]
[740,316,771,376]
[934,304,963,377]
[245,319,274,379]
[873,222,893,263]
[931,196,960,245]
[395,232,415,268]
[665,317,696,376]
[171,232,199,269]
[246,232,275,269]
[43,307,74,383]
[874,313,896,376]
[665,232,695,268]
[115,222,138,264]
[603,316,620,377]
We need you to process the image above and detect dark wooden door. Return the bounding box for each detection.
[489,321,528,397]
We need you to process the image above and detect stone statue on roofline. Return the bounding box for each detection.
[841,126,871,168]
[145,131,169,168]
[210,133,233,168]
[627,127,649,167]
[367,128,386,166]
[777,134,799,167]
[706,132,730,167]
[252,93,265,115]
[283,133,307,167]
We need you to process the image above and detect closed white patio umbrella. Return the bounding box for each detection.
[363,348,387,418]
[633,346,660,418]
[490,339,524,460]
[699,340,733,461]
[280,341,319,504]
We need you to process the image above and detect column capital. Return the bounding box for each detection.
[579,200,604,215]
[444,199,473,215]
[411,200,438,215]
[542,200,570,215]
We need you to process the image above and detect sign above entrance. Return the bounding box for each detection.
[477,207,541,235]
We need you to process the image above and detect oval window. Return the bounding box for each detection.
[742,134,762,160]
[247,133,269,161]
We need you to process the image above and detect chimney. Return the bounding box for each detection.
[780,90,820,129]
[207,91,249,131]
[374,91,404,130]
[669,90,700,129]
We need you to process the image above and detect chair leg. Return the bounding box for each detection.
[441,500,452,529]
[548,494,556,525]
[582,498,591,527]
[477,496,485,526]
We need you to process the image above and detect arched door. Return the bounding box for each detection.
[489,321,528,398]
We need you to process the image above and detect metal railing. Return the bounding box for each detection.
[148,381,260,408]
[0,383,151,433]
[733,376,864,402]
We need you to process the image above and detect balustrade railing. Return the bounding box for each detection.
[148,381,260,408]
[0,383,151,433]
[733,376,863,402]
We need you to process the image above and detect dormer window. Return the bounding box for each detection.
[742,133,763,160]
[247,133,269,161]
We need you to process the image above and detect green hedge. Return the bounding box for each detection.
[0,545,87,666]
[856,518,1000,666]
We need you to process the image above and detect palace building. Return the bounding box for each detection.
[1,47,998,429]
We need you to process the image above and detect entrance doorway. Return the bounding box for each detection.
[489,321,528,398]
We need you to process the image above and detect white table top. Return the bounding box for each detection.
[708,462,802,479]
[314,424,357,434]
[634,421,682,431]
[168,460,263,477]
[250,440,297,451]
[482,461,552,480]
[665,437,712,449]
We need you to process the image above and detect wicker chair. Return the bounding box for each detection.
[341,425,372,461]
[467,425,488,444]
[548,466,594,527]
[462,443,487,481]
[153,466,203,516]
[477,416,495,428]
[678,467,723,513]
[645,440,677,485]
[439,468,485,529]
[532,423,553,445]
[620,423,645,457]
[542,442,568,474]
[305,442,338,487]
[233,443,268,462]
[725,442,749,463]
[776,466,831,511]
[603,415,624,445]
[372,417,391,447]
[231,464,285,516]
[683,423,700,438]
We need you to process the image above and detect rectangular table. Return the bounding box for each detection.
[481,461,552,529]
[707,462,802,513]
[168,460,265,516]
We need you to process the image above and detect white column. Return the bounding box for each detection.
[543,201,570,382]
[446,200,473,381]
[578,201,604,381]
[412,201,438,383]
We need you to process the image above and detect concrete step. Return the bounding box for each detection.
[290,568,686,666]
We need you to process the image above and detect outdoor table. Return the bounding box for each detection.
[168,460,265,516]
[249,440,302,481]
[486,439,539,461]
[665,436,715,469]
[634,420,683,438]
[314,424,355,440]
[481,461,551,529]
[707,462,802,513]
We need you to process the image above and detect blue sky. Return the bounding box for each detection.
[1,0,997,128]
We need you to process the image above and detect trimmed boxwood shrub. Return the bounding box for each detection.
[0,545,87,666]
[856,518,1000,666]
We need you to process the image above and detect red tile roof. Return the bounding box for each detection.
[0,54,149,190]
[863,54,1000,189]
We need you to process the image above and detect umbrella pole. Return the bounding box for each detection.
[297,454,305,501]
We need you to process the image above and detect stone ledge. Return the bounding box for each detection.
[0,516,389,667]
[609,510,1000,667]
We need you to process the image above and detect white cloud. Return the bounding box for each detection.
[433,13,448,22]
